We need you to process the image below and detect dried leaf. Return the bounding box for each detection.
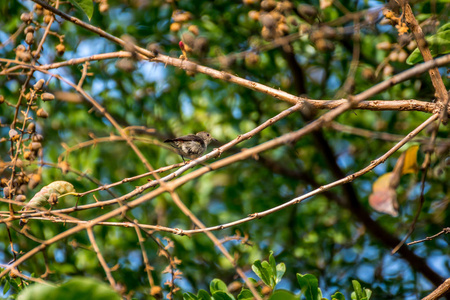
[369,173,398,216]
[20,181,75,226]
[401,145,419,175]
[372,172,393,192]
[24,181,75,209]
[390,152,405,189]
[369,189,398,217]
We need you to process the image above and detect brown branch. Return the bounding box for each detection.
[408,227,450,246]
[2,56,443,114]
[86,228,117,288]
[329,122,450,145]
[422,277,450,300]
[401,0,449,121]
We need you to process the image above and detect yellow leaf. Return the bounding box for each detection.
[401,145,419,175]
[372,172,394,192]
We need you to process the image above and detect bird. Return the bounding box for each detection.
[164,131,217,163]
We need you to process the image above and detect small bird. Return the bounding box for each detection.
[164,131,217,163]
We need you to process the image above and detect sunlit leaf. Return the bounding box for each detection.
[210,279,228,294]
[237,289,253,300]
[296,273,318,300]
[406,22,450,64]
[268,290,298,300]
[371,173,394,192]
[401,145,419,175]
[68,0,94,20]
[17,277,120,300]
[332,291,346,300]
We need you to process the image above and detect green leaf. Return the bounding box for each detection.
[16,277,121,300]
[210,279,228,294]
[406,23,450,64]
[331,291,346,300]
[68,0,94,20]
[437,22,450,33]
[364,288,372,300]
[3,279,10,295]
[296,274,319,300]
[269,251,277,277]
[212,291,234,300]
[252,260,273,288]
[268,290,299,300]
[275,263,286,285]
[184,292,199,300]
[351,280,364,300]
[198,289,213,300]
[318,288,323,299]
[237,289,254,300]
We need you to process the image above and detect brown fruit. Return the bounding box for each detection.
[15,158,24,168]
[30,142,42,151]
[32,134,44,142]
[388,51,399,62]
[17,184,27,195]
[383,64,394,77]
[15,195,27,202]
[25,32,35,45]
[18,51,32,62]
[260,14,276,29]
[9,129,20,141]
[172,11,192,23]
[398,49,408,62]
[277,23,290,35]
[24,151,34,160]
[376,41,391,51]
[24,25,35,34]
[99,2,109,13]
[28,173,41,189]
[248,10,260,21]
[37,108,49,118]
[170,22,181,32]
[188,25,199,36]
[33,79,45,90]
[58,161,70,174]
[41,92,55,101]
[20,12,33,23]
[261,26,274,40]
[27,122,36,133]
[43,15,52,24]
[261,0,277,11]
[56,43,65,56]
[3,187,11,198]
[297,4,318,19]
[34,4,43,15]
[150,286,162,296]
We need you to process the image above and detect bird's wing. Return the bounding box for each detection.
[164,134,204,145]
